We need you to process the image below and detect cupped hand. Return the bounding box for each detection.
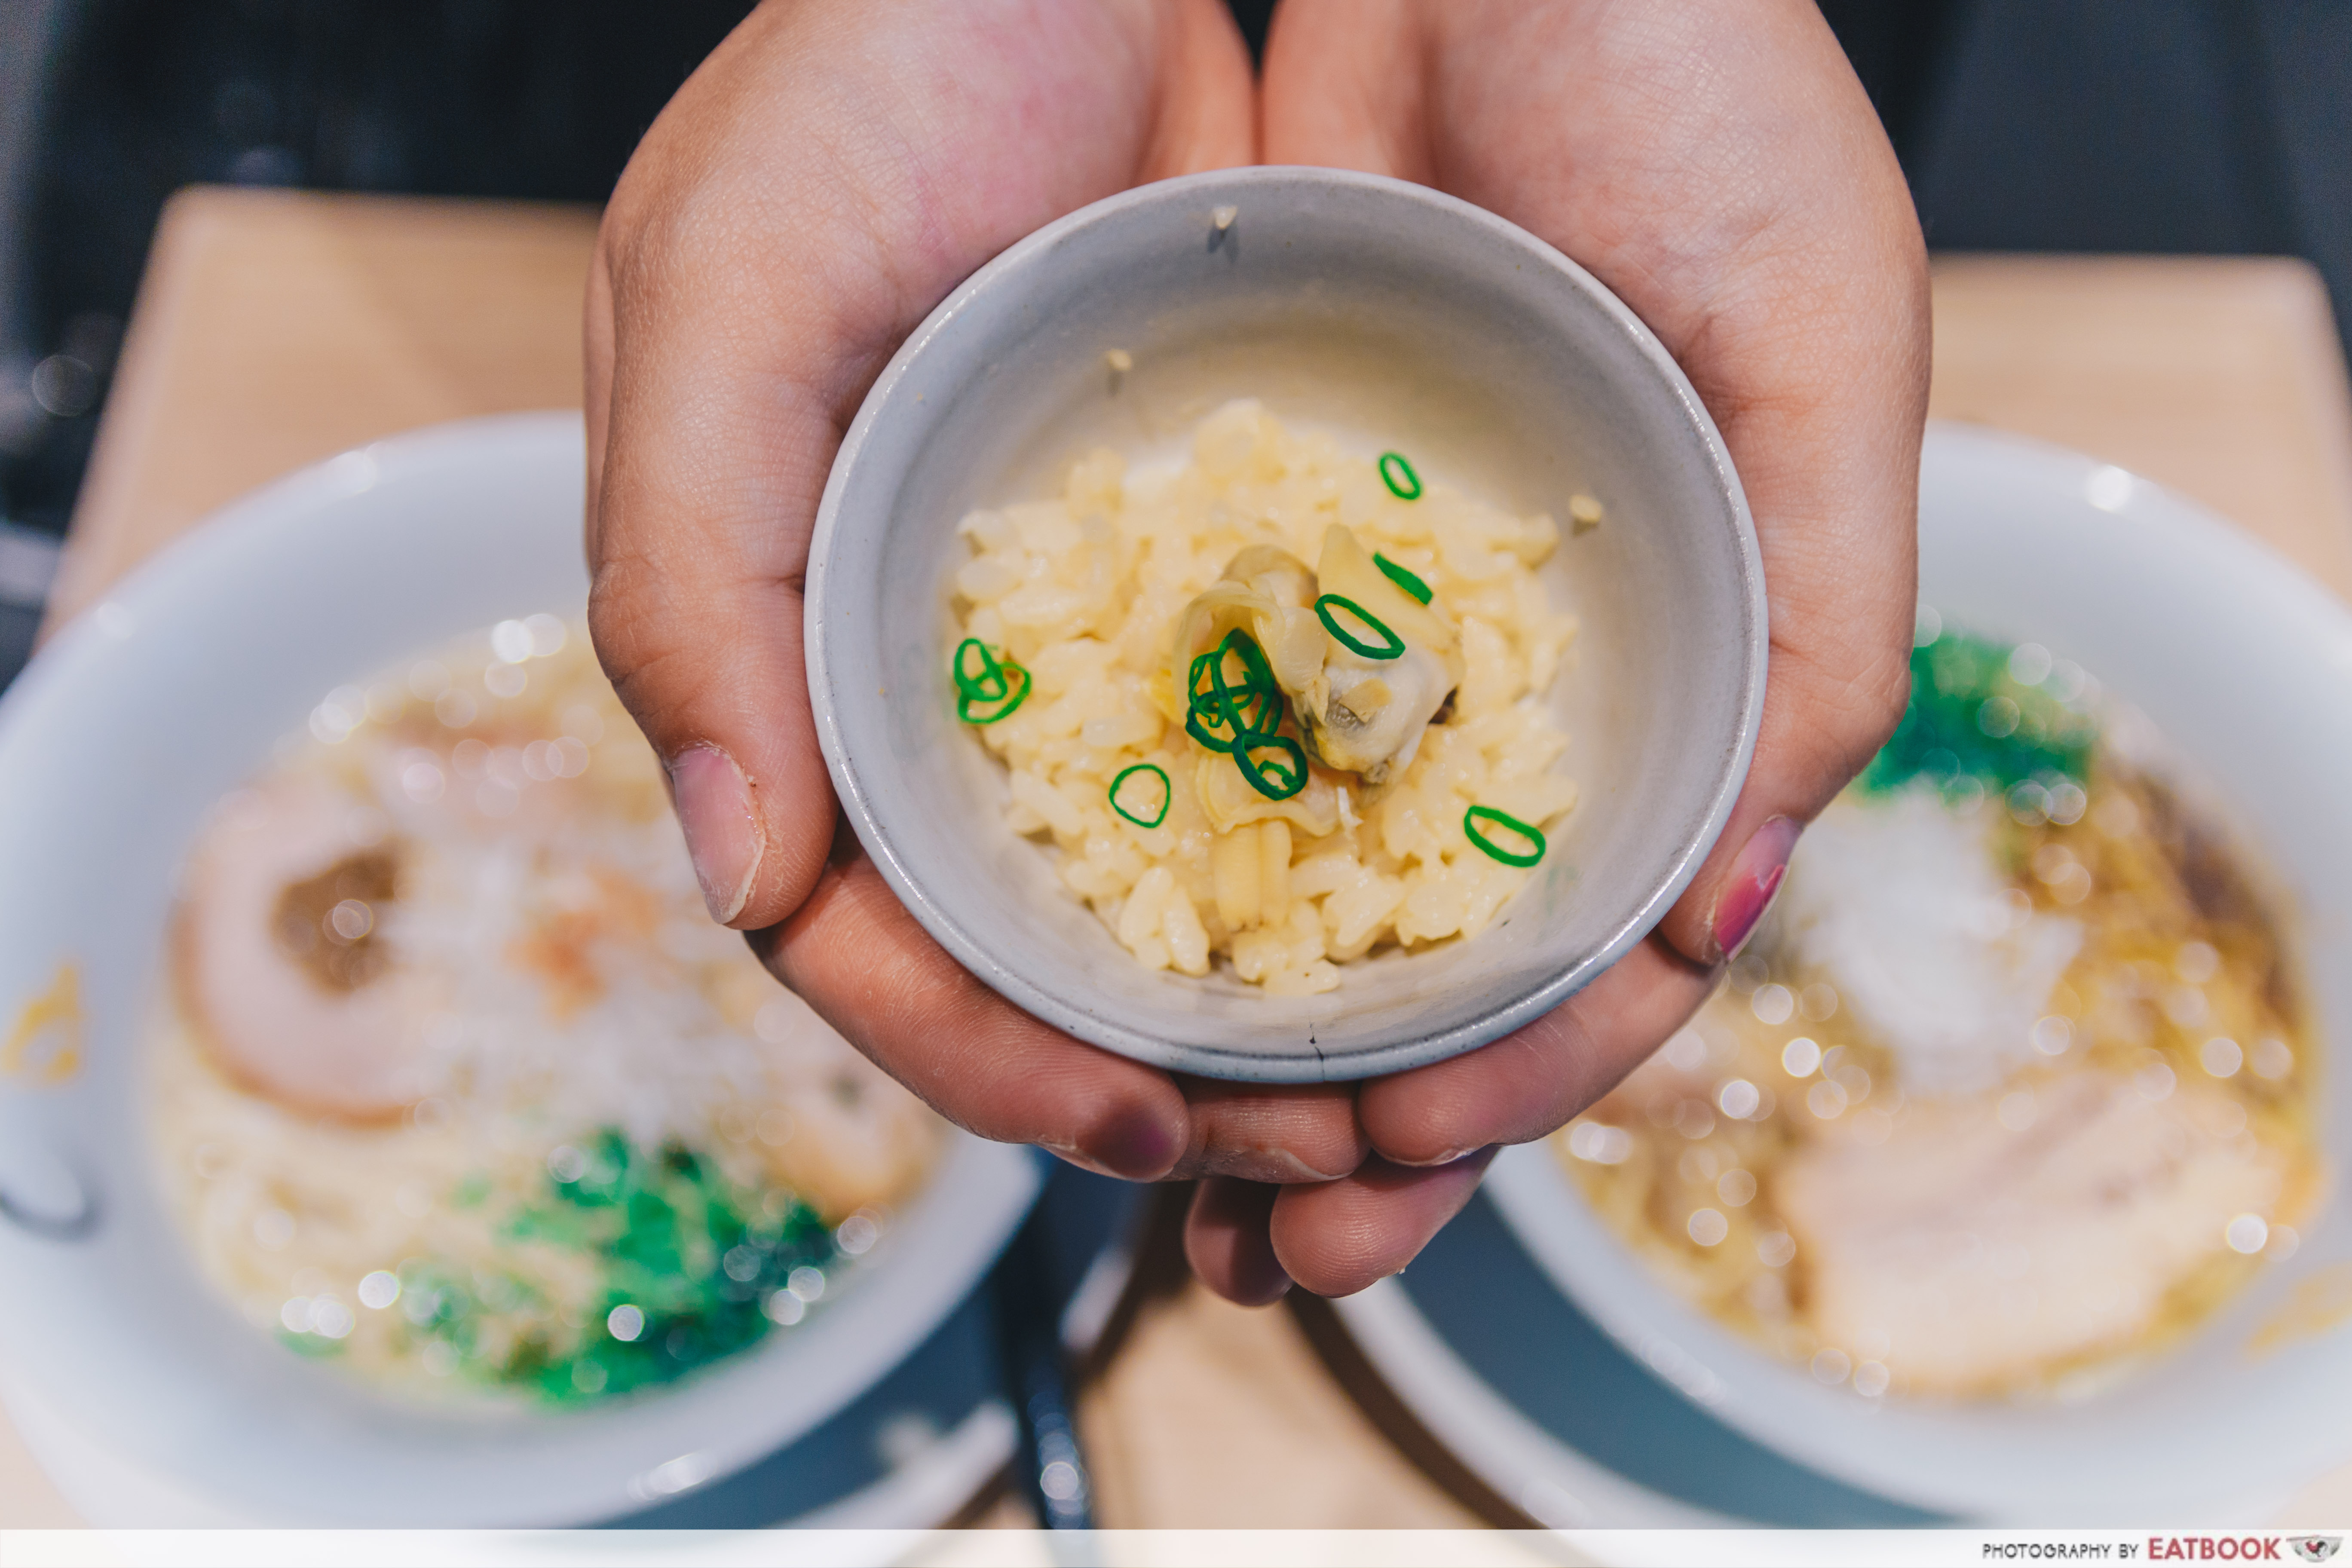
[587,1,1371,1194]
[1180,0,1932,1302]
[592,0,1929,1311]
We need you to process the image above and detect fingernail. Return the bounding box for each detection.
[1205,1148,1356,1183]
[1040,1142,1127,1180]
[1262,1150,1356,1183]
[1388,1147,1468,1170]
[668,744,762,925]
[1711,815,1800,959]
[1060,1106,1183,1182]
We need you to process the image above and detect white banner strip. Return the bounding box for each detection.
[1,1528,2345,1568]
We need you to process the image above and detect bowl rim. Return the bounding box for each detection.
[805,165,1767,1083]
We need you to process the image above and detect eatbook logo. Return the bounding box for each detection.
[2291,1539,2341,1564]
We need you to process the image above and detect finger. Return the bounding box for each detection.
[1358,935,1715,1167]
[582,245,616,540]
[586,0,1248,932]
[766,837,1369,1182]
[1173,1077,1367,1184]
[765,837,1188,1182]
[1140,0,1260,178]
[1261,0,1436,181]
[584,9,872,931]
[1268,0,1927,966]
[1653,276,1924,965]
[1184,1178,1292,1305]
[1267,1149,1495,1298]
[1433,0,1925,966]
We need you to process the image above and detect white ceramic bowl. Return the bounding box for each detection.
[0,414,1038,1526]
[805,166,1767,1084]
[1486,423,2352,1522]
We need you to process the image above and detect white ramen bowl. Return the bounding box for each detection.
[805,166,1767,1084]
[1485,423,2352,1522]
[0,414,1038,1526]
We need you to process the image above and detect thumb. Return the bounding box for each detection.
[582,0,1257,929]
[585,224,845,928]
[1648,365,1926,966]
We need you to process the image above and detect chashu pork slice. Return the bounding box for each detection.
[175,773,444,1120]
[1775,1070,2285,1396]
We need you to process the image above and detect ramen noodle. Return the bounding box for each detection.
[949,399,1583,995]
[1559,628,2323,1400]
[153,619,941,1405]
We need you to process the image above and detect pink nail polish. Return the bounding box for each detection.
[1077,1106,1184,1182]
[668,744,762,925]
[1044,1106,1182,1183]
[1711,815,1800,959]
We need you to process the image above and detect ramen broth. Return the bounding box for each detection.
[1560,630,2322,1400]
[153,618,941,1405]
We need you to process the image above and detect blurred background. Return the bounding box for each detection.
[0,0,2348,690]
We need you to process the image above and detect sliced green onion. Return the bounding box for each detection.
[1173,631,1303,798]
[1109,763,1172,828]
[957,659,1030,724]
[1315,594,1407,661]
[1184,676,1277,750]
[1194,627,1275,701]
[1234,734,1308,801]
[1185,629,1282,750]
[1184,690,1273,751]
[952,637,1012,702]
[1374,553,1434,606]
[1378,451,1423,501]
[1464,805,1545,867]
[1185,704,1238,754]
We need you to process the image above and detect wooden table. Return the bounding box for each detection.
[10,187,2352,1531]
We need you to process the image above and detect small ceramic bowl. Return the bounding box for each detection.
[806,167,1766,1083]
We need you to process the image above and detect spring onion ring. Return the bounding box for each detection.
[1314,594,1407,662]
[956,657,1031,725]
[1234,734,1308,801]
[1373,553,1435,606]
[1109,763,1172,828]
[952,637,1012,702]
[1378,451,1423,501]
[1464,805,1545,867]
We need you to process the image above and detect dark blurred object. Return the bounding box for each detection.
[1819,0,2352,361]
[0,0,1271,683]
[0,519,57,688]
[993,1183,1104,1531]
[0,0,753,556]
[1228,0,1274,62]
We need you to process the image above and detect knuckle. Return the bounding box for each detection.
[1772,619,1915,791]
[1837,638,1915,771]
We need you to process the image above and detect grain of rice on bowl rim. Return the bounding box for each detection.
[949,399,1583,996]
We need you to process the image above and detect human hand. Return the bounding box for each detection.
[1182,0,1930,1303]
[586,1,1389,1210]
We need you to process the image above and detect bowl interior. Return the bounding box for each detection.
[811,168,1763,1082]
[1487,424,2352,1522]
[0,415,1037,1525]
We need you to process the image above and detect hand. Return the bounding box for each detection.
[586,2,1378,1211]
[1182,0,1930,1303]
